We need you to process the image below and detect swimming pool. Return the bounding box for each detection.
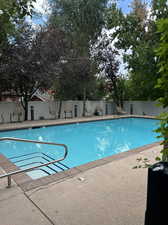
[0,118,159,179]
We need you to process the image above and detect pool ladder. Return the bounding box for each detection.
[0,137,68,188]
[9,151,70,175]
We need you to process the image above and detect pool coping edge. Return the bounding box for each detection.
[0,115,157,132]
[0,141,161,192]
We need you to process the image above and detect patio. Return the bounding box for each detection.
[0,139,160,225]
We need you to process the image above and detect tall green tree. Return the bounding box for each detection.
[53,57,96,118]
[49,0,108,115]
[106,0,167,100]
[50,0,107,55]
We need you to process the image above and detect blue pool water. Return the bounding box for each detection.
[0,118,159,179]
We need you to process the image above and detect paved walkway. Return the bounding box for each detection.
[0,144,161,225]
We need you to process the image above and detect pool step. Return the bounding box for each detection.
[9,152,70,178]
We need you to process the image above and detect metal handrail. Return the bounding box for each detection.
[0,137,68,188]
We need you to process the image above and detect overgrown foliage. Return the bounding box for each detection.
[155,18,168,161]
[106,0,168,100]
[0,0,35,47]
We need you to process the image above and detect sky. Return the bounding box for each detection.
[118,0,151,14]
[31,0,51,24]
[118,0,134,13]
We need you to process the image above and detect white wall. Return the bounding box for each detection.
[0,100,110,123]
[29,100,115,119]
[0,102,24,123]
[29,100,108,120]
[0,100,167,124]
[28,101,51,120]
[123,101,168,116]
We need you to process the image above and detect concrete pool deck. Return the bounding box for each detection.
[0,145,161,225]
[0,115,161,225]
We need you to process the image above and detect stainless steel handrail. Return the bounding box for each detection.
[0,137,68,188]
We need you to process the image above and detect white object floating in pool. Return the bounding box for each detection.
[38,136,44,141]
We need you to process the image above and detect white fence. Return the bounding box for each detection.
[0,100,167,124]
[123,101,168,116]
[0,101,115,123]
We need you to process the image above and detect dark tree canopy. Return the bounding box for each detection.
[0,23,69,120]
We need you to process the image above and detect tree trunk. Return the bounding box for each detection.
[111,79,120,107]
[24,98,29,121]
[120,88,124,109]
[58,100,62,119]
[82,87,86,117]
[21,96,29,121]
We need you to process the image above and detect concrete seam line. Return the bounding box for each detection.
[24,192,56,225]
